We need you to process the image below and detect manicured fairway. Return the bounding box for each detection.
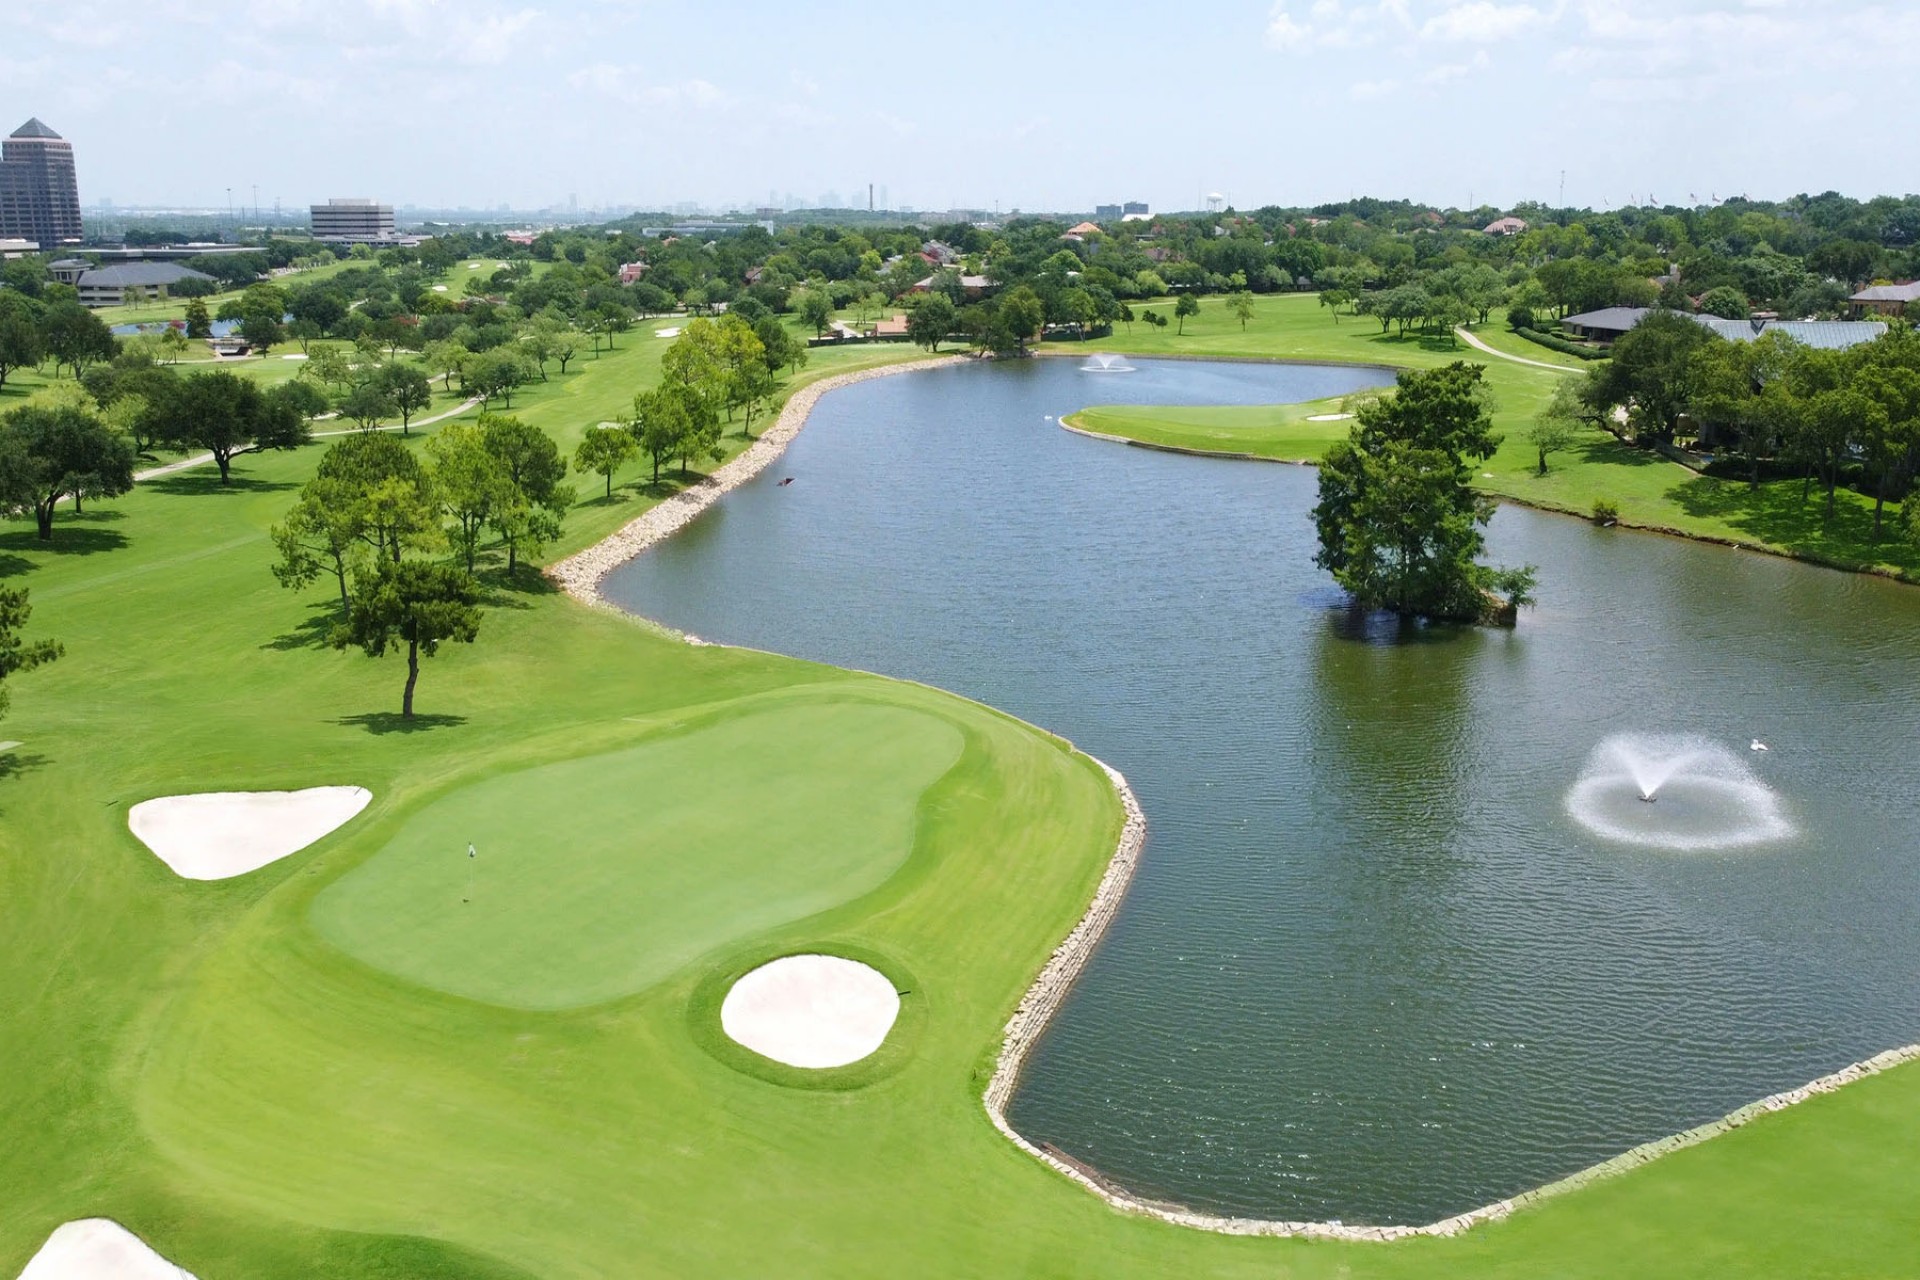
[8,291,1920,1278]
[311,698,964,1008]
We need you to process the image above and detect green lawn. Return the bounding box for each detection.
[1068,398,1360,461]
[309,697,964,1009]
[1060,296,1920,580]
[7,296,1920,1278]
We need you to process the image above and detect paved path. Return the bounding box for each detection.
[134,396,481,483]
[1454,326,1581,374]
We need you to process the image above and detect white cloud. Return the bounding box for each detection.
[1421,48,1491,82]
[1266,4,1313,49]
[567,65,729,109]
[1421,2,1547,42]
[1350,77,1400,99]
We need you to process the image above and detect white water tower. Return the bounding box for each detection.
[1206,192,1226,213]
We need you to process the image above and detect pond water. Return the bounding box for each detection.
[601,357,1920,1225]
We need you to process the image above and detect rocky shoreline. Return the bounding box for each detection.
[546,356,965,605]
[546,347,1920,1242]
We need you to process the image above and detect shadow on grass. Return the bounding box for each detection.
[1665,473,1919,570]
[262,603,341,651]
[335,711,468,735]
[147,471,297,497]
[0,751,50,782]
[0,525,129,556]
[1576,436,1663,467]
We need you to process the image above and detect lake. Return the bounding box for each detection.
[602,356,1920,1225]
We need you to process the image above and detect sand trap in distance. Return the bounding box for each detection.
[17,1219,198,1280]
[128,786,371,881]
[1305,412,1353,421]
[721,955,900,1068]
[654,327,682,338]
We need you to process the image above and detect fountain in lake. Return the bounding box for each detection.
[1565,733,1792,850]
[1081,353,1135,373]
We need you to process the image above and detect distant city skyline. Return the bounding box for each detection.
[6,0,1918,218]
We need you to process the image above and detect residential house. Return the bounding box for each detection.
[1848,282,1920,317]
[1484,217,1529,236]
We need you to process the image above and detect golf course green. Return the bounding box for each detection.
[311,697,965,1009]
[7,293,1920,1277]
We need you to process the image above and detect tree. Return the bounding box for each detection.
[630,386,690,484]
[481,414,572,573]
[1312,362,1531,623]
[421,339,468,392]
[273,432,441,613]
[331,559,480,719]
[0,294,45,392]
[1527,379,1586,475]
[40,303,117,377]
[338,379,396,431]
[425,420,505,572]
[1230,291,1255,330]
[155,369,309,484]
[468,352,530,407]
[377,364,433,435]
[797,289,834,337]
[0,403,137,539]
[1698,286,1750,320]
[183,297,212,339]
[576,426,638,498]
[0,584,61,721]
[993,286,1046,354]
[1584,310,1714,445]
[304,346,356,395]
[1173,293,1201,335]
[907,292,957,351]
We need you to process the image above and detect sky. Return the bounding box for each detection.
[4,0,1917,216]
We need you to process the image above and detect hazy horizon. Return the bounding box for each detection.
[8,0,1917,217]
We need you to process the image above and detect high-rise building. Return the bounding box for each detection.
[0,118,83,248]
[310,197,396,243]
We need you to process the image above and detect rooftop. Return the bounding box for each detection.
[77,262,215,289]
[1849,282,1920,303]
[10,117,62,140]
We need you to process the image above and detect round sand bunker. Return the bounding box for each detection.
[128,786,371,881]
[721,954,900,1069]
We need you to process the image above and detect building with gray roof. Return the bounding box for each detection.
[73,261,214,309]
[1559,306,1885,351]
[1847,281,1920,317]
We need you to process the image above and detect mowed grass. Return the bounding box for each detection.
[1063,296,1920,579]
[7,291,1920,1277]
[310,697,964,1009]
[1069,398,1358,461]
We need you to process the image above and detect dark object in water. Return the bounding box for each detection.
[779,477,794,486]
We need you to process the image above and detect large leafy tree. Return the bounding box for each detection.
[0,403,137,539]
[480,414,572,572]
[331,560,480,719]
[271,431,439,612]
[425,421,505,572]
[1313,362,1533,623]
[0,584,61,721]
[39,302,116,377]
[575,426,637,498]
[155,370,309,484]
[1584,310,1714,445]
[907,293,956,351]
[0,293,45,391]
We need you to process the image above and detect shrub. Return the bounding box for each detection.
[1506,304,1536,332]
[1514,327,1610,360]
[1592,498,1620,526]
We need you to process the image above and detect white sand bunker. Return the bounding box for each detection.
[654,326,682,338]
[721,954,900,1069]
[280,353,307,361]
[1306,412,1353,421]
[432,284,448,292]
[128,786,371,881]
[17,1219,198,1280]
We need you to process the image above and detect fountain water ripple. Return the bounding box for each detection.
[1566,733,1792,851]
[1081,353,1135,373]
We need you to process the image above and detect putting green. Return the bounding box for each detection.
[309,700,963,1009]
